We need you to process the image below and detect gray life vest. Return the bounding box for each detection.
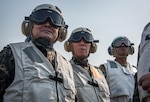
[103,60,136,99]
[3,42,76,102]
[70,60,110,102]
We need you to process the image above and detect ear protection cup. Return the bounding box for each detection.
[129,46,134,55]
[58,26,68,42]
[21,20,33,36]
[90,42,97,53]
[21,20,29,36]
[108,45,113,55]
[64,41,71,52]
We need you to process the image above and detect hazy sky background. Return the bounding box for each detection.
[1,0,150,67]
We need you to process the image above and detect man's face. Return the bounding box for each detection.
[71,39,91,59]
[114,43,130,57]
[32,21,59,43]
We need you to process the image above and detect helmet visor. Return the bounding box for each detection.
[29,9,64,27]
[68,31,94,43]
[112,38,131,48]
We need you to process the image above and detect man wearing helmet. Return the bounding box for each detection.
[100,36,137,102]
[64,27,110,102]
[0,4,76,102]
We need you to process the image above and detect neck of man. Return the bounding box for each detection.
[115,58,128,67]
[72,57,89,67]
[32,37,54,51]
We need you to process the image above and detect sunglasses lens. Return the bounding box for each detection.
[29,9,64,27]
[113,39,131,47]
[68,32,94,42]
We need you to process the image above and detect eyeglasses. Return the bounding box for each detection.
[29,9,64,27]
[112,39,133,48]
[68,31,98,43]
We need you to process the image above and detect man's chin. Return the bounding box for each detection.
[40,36,52,41]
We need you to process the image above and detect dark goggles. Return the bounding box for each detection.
[68,31,99,43]
[29,9,64,27]
[112,39,132,48]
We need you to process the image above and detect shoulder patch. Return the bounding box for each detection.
[109,61,117,68]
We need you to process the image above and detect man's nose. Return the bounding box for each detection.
[120,43,126,47]
[44,21,51,26]
[79,39,86,44]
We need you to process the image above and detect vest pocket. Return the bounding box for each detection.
[24,81,56,102]
[23,65,56,102]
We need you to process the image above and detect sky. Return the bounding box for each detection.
[1,0,150,67]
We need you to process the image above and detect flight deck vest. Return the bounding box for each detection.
[103,60,136,98]
[70,60,110,102]
[3,42,76,102]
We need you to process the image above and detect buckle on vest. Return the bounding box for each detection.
[88,81,98,87]
[49,75,63,83]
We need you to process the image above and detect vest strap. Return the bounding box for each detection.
[49,75,63,83]
[88,81,98,87]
